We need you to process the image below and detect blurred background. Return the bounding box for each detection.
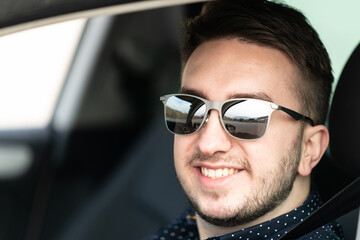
[0,0,359,239]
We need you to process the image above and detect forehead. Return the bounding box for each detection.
[181,39,301,108]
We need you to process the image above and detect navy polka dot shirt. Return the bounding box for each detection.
[147,187,344,240]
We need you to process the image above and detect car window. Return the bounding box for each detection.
[285,0,360,89]
[0,19,86,130]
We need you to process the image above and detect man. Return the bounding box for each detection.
[150,0,344,239]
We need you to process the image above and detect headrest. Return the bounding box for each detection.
[329,43,360,179]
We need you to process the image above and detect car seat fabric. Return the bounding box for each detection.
[329,43,360,179]
[328,43,360,240]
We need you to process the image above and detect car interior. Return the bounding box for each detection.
[0,1,358,240]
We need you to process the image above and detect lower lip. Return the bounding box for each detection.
[195,168,244,189]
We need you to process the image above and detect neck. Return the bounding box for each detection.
[196,175,311,240]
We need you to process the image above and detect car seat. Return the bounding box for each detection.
[328,42,360,239]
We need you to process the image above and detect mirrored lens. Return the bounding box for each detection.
[165,95,206,134]
[222,100,269,139]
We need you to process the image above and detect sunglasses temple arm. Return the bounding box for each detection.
[278,106,315,126]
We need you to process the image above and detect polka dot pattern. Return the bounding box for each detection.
[147,187,344,240]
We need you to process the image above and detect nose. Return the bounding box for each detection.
[196,110,232,156]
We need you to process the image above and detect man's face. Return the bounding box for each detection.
[174,39,305,226]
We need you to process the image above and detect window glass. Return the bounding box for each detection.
[0,19,86,130]
[285,0,360,88]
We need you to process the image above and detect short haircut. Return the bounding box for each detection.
[181,0,333,125]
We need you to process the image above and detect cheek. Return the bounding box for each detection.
[173,137,181,171]
[174,136,184,159]
[244,143,277,173]
[174,134,198,154]
[173,136,198,188]
[174,135,195,170]
[241,130,291,172]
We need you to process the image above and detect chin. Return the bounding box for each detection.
[196,194,243,219]
[190,188,289,227]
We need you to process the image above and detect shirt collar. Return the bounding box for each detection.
[184,186,323,240]
[208,187,322,240]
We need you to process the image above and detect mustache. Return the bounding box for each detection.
[188,151,252,172]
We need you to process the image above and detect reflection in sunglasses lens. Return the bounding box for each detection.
[165,96,206,135]
[164,96,270,140]
[223,100,268,139]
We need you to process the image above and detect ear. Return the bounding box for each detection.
[298,125,329,176]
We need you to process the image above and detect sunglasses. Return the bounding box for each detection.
[160,94,314,140]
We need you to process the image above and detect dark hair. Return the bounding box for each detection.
[181,0,333,125]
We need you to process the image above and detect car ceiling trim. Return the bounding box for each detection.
[0,0,207,37]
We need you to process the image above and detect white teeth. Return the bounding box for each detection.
[223,168,229,176]
[200,167,239,179]
[208,169,215,178]
[201,167,208,176]
[215,169,222,178]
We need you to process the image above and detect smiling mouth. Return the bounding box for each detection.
[200,167,240,179]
